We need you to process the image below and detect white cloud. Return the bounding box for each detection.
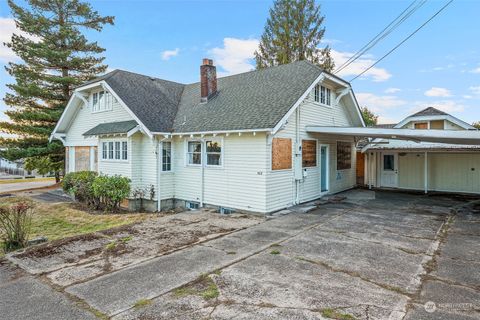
[355,92,406,112]
[377,115,400,124]
[0,17,39,63]
[463,95,473,99]
[0,18,19,63]
[469,86,480,95]
[161,48,180,61]
[424,87,452,97]
[320,38,342,45]
[384,87,401,94]
[331,50,391,82]
[470,67,480,74]
[209,38,259,77]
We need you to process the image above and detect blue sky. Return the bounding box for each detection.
[0,0,479,126]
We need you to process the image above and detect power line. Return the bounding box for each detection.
[335,0,427,74]
[350,0,454,82]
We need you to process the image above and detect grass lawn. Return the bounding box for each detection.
[0,197,154,256]
[0,177,56,184]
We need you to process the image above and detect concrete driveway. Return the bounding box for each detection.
[2,190,479,319]
[0,179,56,193]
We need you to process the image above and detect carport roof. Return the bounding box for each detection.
[305,126,480,146]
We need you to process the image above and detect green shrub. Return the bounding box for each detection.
[92,175,131,212]
[0,201,34,253]
[63,171,98,207]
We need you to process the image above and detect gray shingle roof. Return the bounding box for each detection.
[84,60,324,133]
[411,107,447,117]
[83,120,138,136]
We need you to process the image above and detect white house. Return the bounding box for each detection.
[51,59,365,213]
[362,107,480,194]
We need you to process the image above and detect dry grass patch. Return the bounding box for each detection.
[0,177,55,184]
[0,197,154,255]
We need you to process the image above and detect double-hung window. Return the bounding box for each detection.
[206,140,222,166]
[101,140,128,161]
[187,141,202,165]
[162,142,172,171]
[314,85,332,106]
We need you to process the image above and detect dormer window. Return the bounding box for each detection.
[92,90,114,112]
[314,84,331,106]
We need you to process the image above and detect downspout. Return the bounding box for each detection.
[295,107,300,205]
[201,137,206,207]
[156,137,168,212]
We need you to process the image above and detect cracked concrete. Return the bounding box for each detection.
[3,190,479,319]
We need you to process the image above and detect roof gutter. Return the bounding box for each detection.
[152,128,272,137]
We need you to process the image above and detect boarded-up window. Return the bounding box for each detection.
[430,120,444,130]
[75,146,90,171]
[272,138,292,170]
[336,141,351,170]
[302,140,317,167]
[414,122,428,129]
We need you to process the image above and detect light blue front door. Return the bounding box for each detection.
[320,146,328,192]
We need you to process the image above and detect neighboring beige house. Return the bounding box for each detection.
[363,107,480,194]
[51,59,365,213]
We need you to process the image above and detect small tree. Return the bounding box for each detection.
[472,121,480,129]
[361,107,378,127]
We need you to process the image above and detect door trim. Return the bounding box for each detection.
[381,152,398,188]
[320,144,329,194]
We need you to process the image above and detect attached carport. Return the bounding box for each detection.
[306,126,480,194]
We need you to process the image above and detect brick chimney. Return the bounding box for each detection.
[200,58,217,103]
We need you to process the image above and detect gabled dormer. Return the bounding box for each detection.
[394,107,476,131]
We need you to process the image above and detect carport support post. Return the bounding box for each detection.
[424,151,428,194]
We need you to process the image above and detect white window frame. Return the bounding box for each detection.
[313,84,332,107]
[161,141,173,172]
[184,138,224,168]
[91,89,114,113]
[205,139,223,167]
[186,140,202,166]
[100,139,128,162]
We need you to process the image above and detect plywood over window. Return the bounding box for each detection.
[272,138,292,170]
[430,120,444,130]
[337,141,352,170]
[302,140,317,167]
[75,146,90,171]
[414,122,428,129]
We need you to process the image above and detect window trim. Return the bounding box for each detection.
[91,89,114,113]
[100,139,128,162]
[302,139,318,168]
[205,138,223,168]
[313,84,333,108]
[161,141,173,172]
[184,138,224,168]
[186,140,203,166]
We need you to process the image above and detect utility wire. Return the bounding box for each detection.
[335,0,427,74]
[350,0,454,82]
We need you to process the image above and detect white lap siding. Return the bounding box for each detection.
[173,134,268,212]
[65,99,133,147]
[266,92,357,212]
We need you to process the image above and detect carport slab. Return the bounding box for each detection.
[405,303,479,320]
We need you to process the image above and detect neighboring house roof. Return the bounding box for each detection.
[365,139,480,150]
[83,120,138,136]
[374,123,396,129]
[411,107,447,117]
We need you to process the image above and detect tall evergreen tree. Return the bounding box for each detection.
[255,0,334,71]
[1,0,114,181]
